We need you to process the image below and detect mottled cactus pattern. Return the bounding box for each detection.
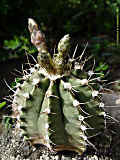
[12,18,105,154]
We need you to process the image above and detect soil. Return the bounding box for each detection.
[0,128,115,160]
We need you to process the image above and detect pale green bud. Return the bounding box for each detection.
[58,34,70,54]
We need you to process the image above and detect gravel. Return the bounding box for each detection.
[0,127,117,160]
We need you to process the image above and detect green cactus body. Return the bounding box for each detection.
[12,19,105,154]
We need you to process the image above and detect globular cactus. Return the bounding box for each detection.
[12,18,106,155]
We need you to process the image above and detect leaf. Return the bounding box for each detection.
[4,36,21,50]
[0,101,6,109]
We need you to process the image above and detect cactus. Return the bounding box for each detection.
[11,18,106,155]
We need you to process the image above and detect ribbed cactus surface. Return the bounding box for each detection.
[12,18,105,154]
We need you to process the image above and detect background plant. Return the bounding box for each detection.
[0,0,119,76]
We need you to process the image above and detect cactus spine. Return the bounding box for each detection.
[12,18,105,154]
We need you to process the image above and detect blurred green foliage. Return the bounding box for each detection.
[4,36,21,50]
[4,35,36,53]
[0,0,119,36]
[0,101,6,109]
[1,35,37,61]
[11,77,22,88]
[0,0,120,71]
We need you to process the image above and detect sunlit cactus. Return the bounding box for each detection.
[11,18,106,155]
